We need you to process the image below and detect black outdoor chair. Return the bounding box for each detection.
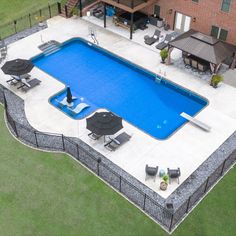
[156,34,173,50]
[145,165,158,182]
[104,132,131,151]
[144,29,161,45]
[88,132,102,140]
[167,168,181,184]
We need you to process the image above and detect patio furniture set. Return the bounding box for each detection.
[145,164,181,185]
[1,58,41,92]
[183,53,210,73]
[86,111,131,151]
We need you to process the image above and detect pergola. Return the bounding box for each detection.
[167,29,236,73]
[80,0,155,39]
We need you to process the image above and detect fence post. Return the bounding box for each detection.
[169,213,174,232]
[143,194,146,210]
[62,134,65,150]
[48,4,52,18]
[34,131,39,147]
[97,157,101,176]
[57,2,62,14]
[119,176,122,192]
[28,14,32,27]
[204,177,210,193]
[14,20,17,33]
[220,159,227,176]
[76,144,79,159]
[185,196,191,213]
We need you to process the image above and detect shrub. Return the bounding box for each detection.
[210,74,224,88]
[160,49,168,63]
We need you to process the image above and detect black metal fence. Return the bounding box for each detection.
[0,87,235,233]
[0,2,61,40]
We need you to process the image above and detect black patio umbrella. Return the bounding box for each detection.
[66,86,73,104]
[1,58,34,76]
[86,112,123,136]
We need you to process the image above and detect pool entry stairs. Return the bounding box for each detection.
[38,40,62,56]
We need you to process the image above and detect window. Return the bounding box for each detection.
[211,26,228,41]
[154,5,160,17]
[221,0,231,12]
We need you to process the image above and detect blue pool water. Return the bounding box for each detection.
[32,38,207,139]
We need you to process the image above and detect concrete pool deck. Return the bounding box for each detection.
[1,16,236,199]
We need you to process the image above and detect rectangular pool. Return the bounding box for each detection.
[32,38,207,139]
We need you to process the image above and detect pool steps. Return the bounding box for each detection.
[43,44,61,56]
[181,112,211,132]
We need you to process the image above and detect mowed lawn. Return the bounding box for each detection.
[0,105,235,236]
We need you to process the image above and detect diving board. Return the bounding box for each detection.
[181,112,211,132]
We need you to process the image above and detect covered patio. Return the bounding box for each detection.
[167,29,236,73]
[82,0,155,39]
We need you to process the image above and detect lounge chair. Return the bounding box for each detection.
[144,29,161,45]
[56,96,77,107]
[7,74,31,84]
[68,102,90,115]
[104,132,131,151]
[145,165,158,182]
[167,168,181,184]
[155,34,173,50]
[88,132,102,140]
[17,78,41,92]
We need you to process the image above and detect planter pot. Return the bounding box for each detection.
[161,58,166,64]
[38,22,44,27]
[160,181,168,191]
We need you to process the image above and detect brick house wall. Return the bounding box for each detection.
[142,0,236,45]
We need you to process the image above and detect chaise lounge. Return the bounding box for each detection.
[56,96,77,107]
[104,132,131,151]
[156,34,173,50]
[17,78,41,92]
[144,29,161,45]
[68,102,90,115]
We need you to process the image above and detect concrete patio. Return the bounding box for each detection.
[1,16,236,199]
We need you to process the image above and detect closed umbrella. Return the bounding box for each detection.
[86,112,123,136]
[1,58,34,76]
[66,86,73,104]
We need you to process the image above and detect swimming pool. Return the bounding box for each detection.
[32,38,207,139]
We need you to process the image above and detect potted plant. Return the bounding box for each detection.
[160,49,168,63]
[210,74,224,88]
[35,15,45,27]
[71,7,79,18]
[160,174,169,191]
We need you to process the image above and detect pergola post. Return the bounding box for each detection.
[130,13,134,40]
[79,0,82,17]
[166,46,174,65]
[230,52,236,69]
[104,3,106,28]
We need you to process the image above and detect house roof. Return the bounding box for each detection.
[169,29,236,64]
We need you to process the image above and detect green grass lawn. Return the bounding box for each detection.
[0,105,235,236]
[0,0,62,24]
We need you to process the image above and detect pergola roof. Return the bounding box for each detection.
[169,29,236,65]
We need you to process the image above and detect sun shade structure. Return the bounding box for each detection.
[1,58,34,76]
[86,112,123,136]
[168,29,236,72]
